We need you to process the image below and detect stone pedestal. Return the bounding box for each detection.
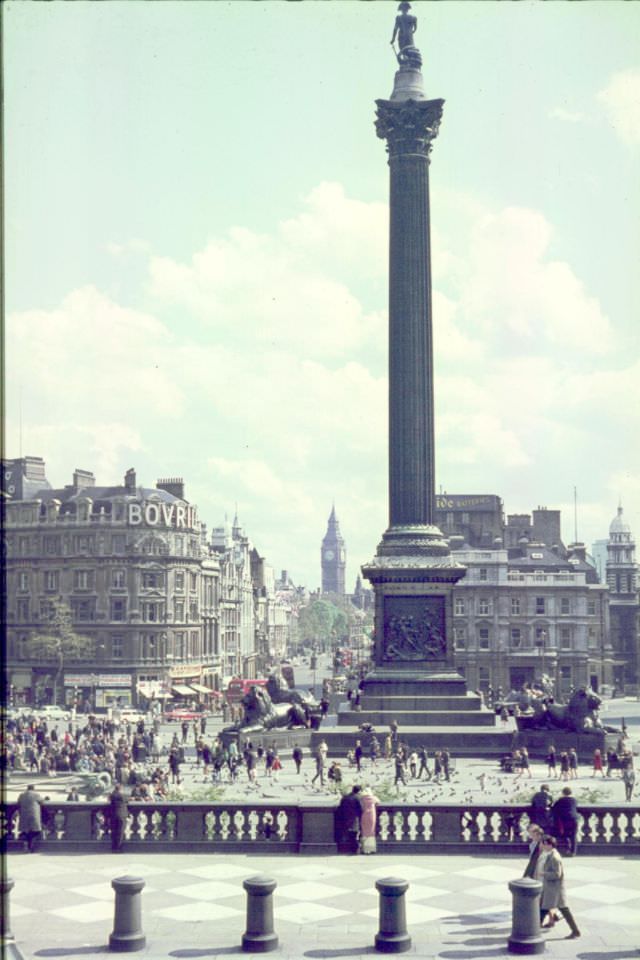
[242,876,278,953]
[1,879,26,960]
[109,876,146,953]
[374,877,411,953]
[507,878,544,955]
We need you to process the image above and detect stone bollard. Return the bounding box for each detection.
[1,879,26,960]
[242,875,278,953]
[109,876,146,953]
[507,878,544,955]
[374,877,411,954]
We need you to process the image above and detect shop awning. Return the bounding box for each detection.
[189,683,213,694]
[172,684,195,696]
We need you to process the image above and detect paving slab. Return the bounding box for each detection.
[5,850,639,960]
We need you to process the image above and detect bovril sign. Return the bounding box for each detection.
[128,502,199,530]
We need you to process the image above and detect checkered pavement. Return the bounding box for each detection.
[6,851,639,958]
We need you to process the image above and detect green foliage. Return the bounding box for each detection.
[166,784,226,802]
[24,599,96,704]
[25,599,95,662]
[298,599,347,643]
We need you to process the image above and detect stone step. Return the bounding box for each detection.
[361,677,469,698]
[352,696,482,711]
[337,709,497,728]
[312,726,513,757]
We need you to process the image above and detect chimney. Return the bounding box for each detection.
[156,477,185,500]
[73,469,95,490]
[567,542,587,563]
[124,468,137,492]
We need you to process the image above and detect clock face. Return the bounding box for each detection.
[324,550,335,561]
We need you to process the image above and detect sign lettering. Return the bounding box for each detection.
[128,502,198,529]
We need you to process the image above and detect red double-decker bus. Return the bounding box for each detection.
[225,677,267,704]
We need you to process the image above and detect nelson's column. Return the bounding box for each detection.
[361,2,466,687]
[326,4,506,751]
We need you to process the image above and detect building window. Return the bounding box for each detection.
[560,626,572,649]
[112,535,126,554]
[191,631,199,656]
[588,626,598,648]
[454,628,466,649]
[39,599,53,620]
[111,598,127,622]
[75,535,92,554]
[587,598,596,616]
[190,572,198,592]
[479,568,488,582]
[142,602,161,623]
[454,597,465,616]
[74,569,93,591]
[17,598,30,621]
[510,628,522,648]
[112,569,126,589]
[189,601,198,621]
[175,632,185,659]
[560,597,570,615]
[18,572,29,592]
[142,571,162,589]
[71,598,95,621]
[141,633,159,661]
[175,571,185,592]
[44,536,60,555]
[111,633,124,660]
[44,571,59,592]
[511,596,521,615]
[478,628,490,649]
[478,598,491,615]
[535,597,546,615]
[174,600,185,621]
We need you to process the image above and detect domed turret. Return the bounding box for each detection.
[609,505,631,538]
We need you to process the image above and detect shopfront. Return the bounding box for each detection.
[64,672,133,711]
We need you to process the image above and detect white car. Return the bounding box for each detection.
[37,705,71,722]
[116,708,148,724]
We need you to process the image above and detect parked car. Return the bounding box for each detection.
[164,706,208,722]
[36,705,71,722]
[116,708,148,724]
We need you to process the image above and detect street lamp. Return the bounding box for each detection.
[535,629,547,689]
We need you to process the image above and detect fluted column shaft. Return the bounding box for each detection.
[376,97,444,531]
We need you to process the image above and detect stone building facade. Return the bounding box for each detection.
[3,459,294,707]
[450,540,613,697]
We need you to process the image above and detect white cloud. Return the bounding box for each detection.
[6,183,637,585]
[457,206,612,354]
[597,67,640,144]
[549,106,586,124]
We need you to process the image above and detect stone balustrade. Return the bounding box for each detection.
[1,800,638,854]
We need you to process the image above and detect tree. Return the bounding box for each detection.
[25,600,96,705]
[298,599,348,646]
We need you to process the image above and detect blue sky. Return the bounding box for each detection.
[4,1,640,588]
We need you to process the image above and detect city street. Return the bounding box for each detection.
[6,697,639,809]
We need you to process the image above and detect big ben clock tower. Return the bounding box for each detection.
[321,506,346,596]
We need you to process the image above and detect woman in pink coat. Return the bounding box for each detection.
[358,788,380,854]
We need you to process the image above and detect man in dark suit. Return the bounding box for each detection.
[108,784,128,852]
[335,785,362,854]
[529,783,553,832]
[552,786,580,856]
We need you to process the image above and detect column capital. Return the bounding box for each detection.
[375,97,445,159]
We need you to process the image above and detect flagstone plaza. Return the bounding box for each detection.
[5,848,639,959]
